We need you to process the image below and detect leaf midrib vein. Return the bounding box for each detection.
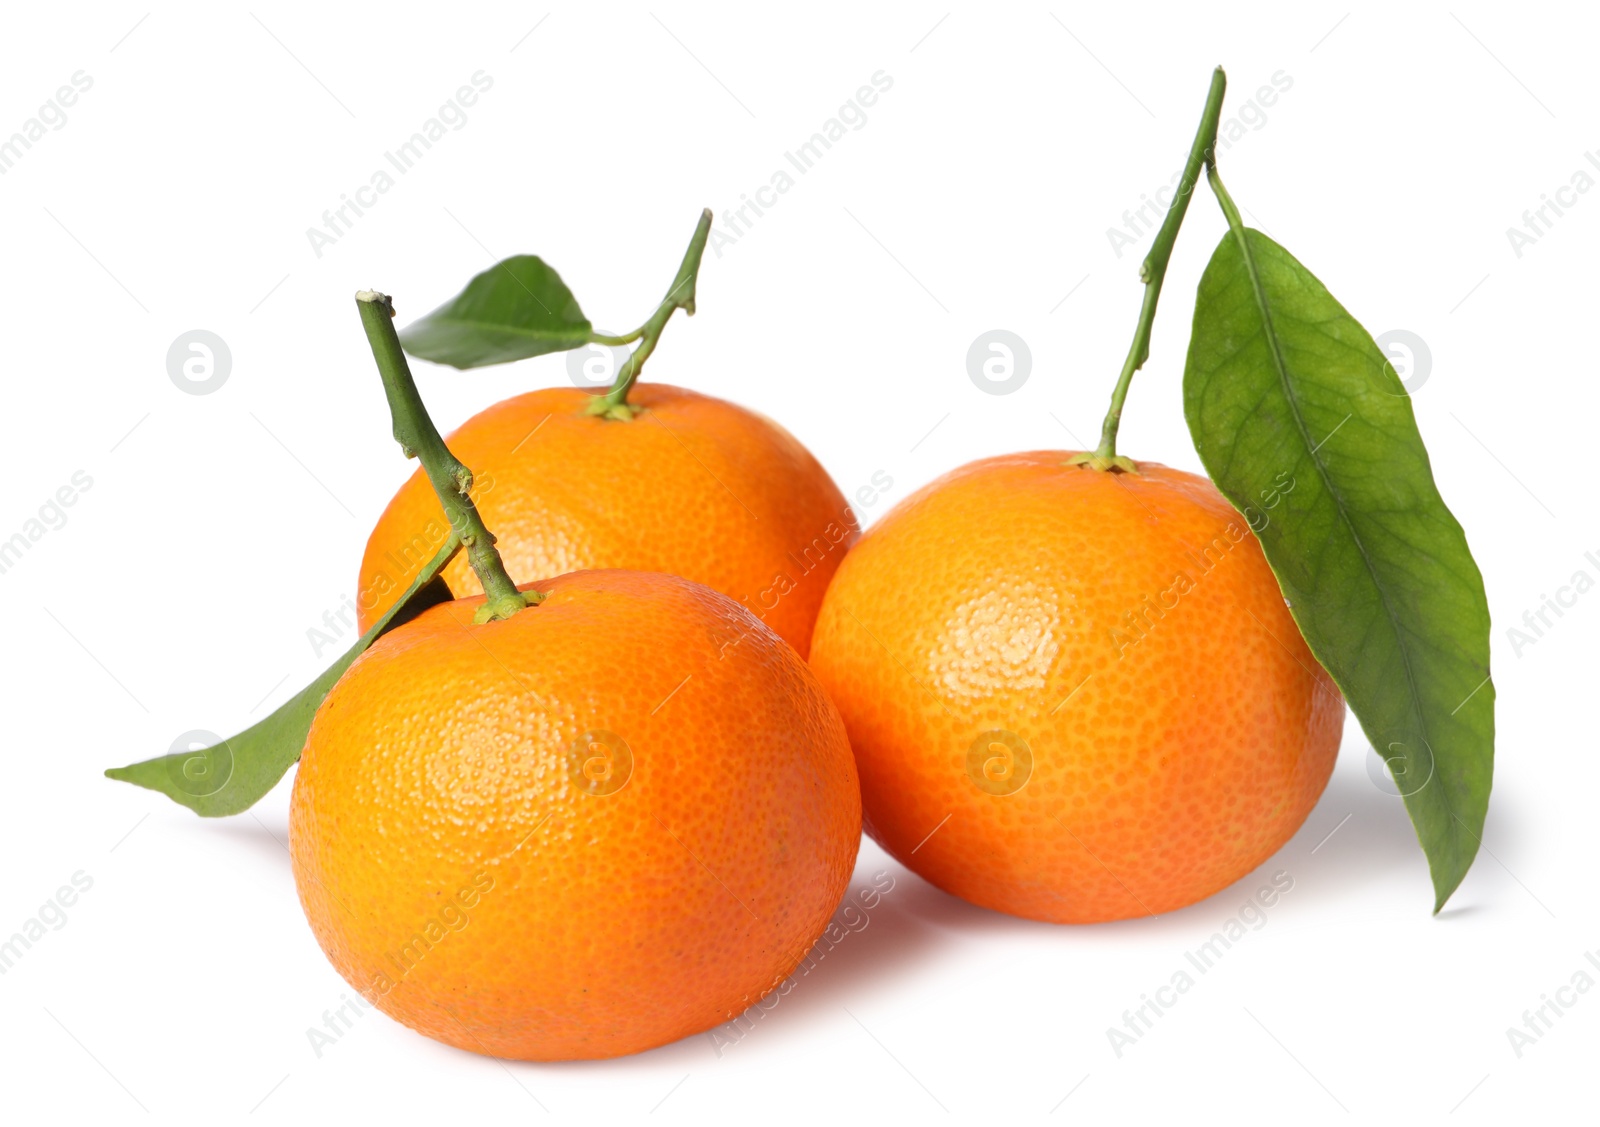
[417,315,590,341]
[1225,229,1459,857]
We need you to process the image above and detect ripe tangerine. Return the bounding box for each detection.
[291,569,861,1059]
[808,453,1342,923]
[357,383,855,657]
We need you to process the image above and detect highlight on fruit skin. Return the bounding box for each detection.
[291,569,861,1061]
[808,451,1344,924]
[357,383,856,658]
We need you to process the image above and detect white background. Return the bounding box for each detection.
[0,2,1592,1123]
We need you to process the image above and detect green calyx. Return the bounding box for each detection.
[1066,452,1140,474]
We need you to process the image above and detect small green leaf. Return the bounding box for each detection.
[105,537,461,816]
[1183,227,1494,911]
[398,256,592,368]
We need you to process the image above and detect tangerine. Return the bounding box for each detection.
[808,453,1342,923]
[357,383,854,657]
[291,568,861,1060]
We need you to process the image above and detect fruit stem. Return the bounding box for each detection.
[1076,67,1228,473]
[585,207,713,421]
[356,291,540,623]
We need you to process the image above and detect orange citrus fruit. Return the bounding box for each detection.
[290,568,861,1060]
[356,383,855,657]
[808,453,1342,924]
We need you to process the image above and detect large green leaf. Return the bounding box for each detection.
[1183,227,1494,911]
[105,538,460,816]
[399,255,592,368]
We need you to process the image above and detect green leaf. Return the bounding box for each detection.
[105,537,461,816]
[398,255,592,368]
[1183,227,1494,911]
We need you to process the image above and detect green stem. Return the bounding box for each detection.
[356,291,539,623]
[586,208,713,421]
[1074,67,1228,473]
